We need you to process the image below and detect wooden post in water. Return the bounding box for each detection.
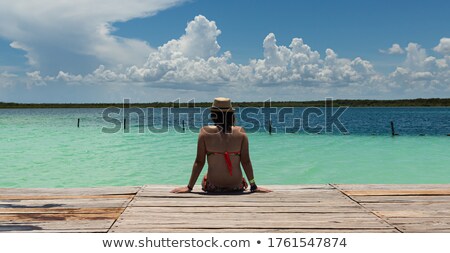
[124,118,127,130]
[77,118,80,128]
[182,120,185,132]
[268,119,272,135]
[390,121,398,136]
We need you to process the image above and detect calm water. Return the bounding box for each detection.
[0,107,449,187]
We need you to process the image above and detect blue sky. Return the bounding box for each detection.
[0,0,449,102]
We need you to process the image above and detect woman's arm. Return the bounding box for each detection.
[240,130,272,193]
[171,129,206,193]
[187,130,206,189]
[240,133,255,183]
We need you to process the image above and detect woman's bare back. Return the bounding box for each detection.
[201,125,246,187]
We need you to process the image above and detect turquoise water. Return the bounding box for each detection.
[0,108,449,187]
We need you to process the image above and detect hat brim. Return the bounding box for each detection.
[210,107,235,112]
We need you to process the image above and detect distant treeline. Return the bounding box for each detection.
[1,98,450,108]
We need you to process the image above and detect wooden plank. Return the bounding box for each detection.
[0,186,141,196]
[385,217,450,224]
[142,185,333,191]
[398,224,450,232]
[374,210,450,218]
[363,203,450,212]
[111,221,391,229]
[129,201,358,207]
[110,228,399,233]
[132,197,353,204]
[1,229,108,233]
[138,192,341,198]
[0,220,114,231]
[335,184,450,190]
[3,185,450,233]
[0,187,139,233]
[0,198,132,208]
[0,207,124,214]
[118,212,380,220]
[0,194,133,200]
[343,189,450,196]
[350,195,450,203]
[0,213,120,222]
[397,228,450,233]
[121,206,368,214]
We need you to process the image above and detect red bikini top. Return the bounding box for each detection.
[206,151,241,176]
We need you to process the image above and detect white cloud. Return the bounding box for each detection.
[120,15,240,85]
[0,72,18,88]
[434,37,450,55]
[380,43,404,54]
[2,12,449,99]
[44,18,381,91]
[9,41,38,65]
[0,72,17,78]
[0,0,186,74]
[26,71,48,87]
[389,42,450,93]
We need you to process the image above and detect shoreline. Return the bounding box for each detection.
[1,98,450,108]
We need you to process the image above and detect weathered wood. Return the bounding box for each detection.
[385,217,450,224]
[135,194,350,199]
[141,185,334,191]
[0,194,133,200]
[132,197,353,203]
[0,187,136,232]
[374,210,450,218]
[349,195,450,203]
[1,229,108,233]
[0,207,124,214]
[0,186,140,196]
[129,201,358,207]
[0,198,133,208]
[118,212,380,220]
[335,184,450,190]
[343,189,450,196]
[0,213,120,222]
[110,228,399,233]
[121,206,368,213]
[2,185,450,233]
[111,222,391,229]
[0,220,113,231]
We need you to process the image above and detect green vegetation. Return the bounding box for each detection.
[1,98,449,108]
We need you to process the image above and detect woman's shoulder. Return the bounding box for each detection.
[200,125,219,134]
[232,126,246,135]
[199,125,246,135]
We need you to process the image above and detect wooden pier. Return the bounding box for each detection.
[1,184,450,233]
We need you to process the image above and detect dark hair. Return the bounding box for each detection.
[211,111,235,133]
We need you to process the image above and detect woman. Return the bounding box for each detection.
[171,97,271,193]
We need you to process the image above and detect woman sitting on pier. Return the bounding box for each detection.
[171,97,271,193]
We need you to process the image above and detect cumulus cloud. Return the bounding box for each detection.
[380,43,404,54]
[0,0,186,74]
[25,71,49,87]
[389,42,450,92]
[2,12,449,98]
[58,16,380,91]
[434,37,450,55]
[239,34,380,86]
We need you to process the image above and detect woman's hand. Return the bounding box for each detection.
[170,186,192,193]
[253,186,272,193]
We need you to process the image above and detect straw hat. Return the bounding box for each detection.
[210,97,235,112]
